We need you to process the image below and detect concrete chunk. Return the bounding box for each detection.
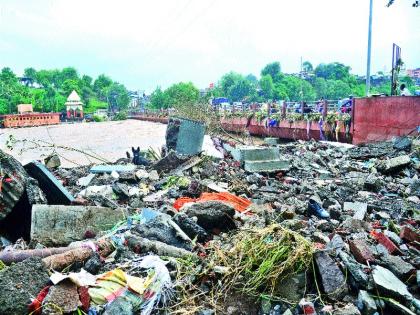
[377,155,411,174]
[31,205,126,246]
[231,146,280,162]
[24,161,74,205]
[344,202,368,220]
[244,160,290,173]
[314,251,348,300]
[372,265,413,302]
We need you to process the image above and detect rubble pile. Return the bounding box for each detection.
[0,134,419,315]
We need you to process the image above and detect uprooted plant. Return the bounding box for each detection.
[167,224,315,313]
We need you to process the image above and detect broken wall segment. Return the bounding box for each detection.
[31,205,126,246]
[166,117,206,155]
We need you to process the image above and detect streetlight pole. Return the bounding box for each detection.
[366,0,373,96]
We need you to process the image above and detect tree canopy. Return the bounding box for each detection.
[0,67,130,115]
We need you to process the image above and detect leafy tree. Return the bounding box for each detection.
[273,83,289,100]
[0,67,18,84]
[261,62,281,80]
[281,76,316,101]
[325,80,352,100]
[23,67,37,86]
[220,72,243,96]
[149,87,170,109]
[228,78,255,102]
[260,75,274,100]
[62,79,81,96]
[314,62,351,81]
[107,82,129,112]
[60,67,79,82]
[165,82,199,108]
[93,74,113,101]
[82,75,93,87]
[245,74,258,85]
[302,61,313,73]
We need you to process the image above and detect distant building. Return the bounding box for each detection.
[65,90,84,119]
[17,104,33,114]
[407,68,420,79]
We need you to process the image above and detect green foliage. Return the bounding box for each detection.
[84,98,108,114]
[149,87,170,109]
[260,75,274,100]
[93,115,105,122]
[107,82,129,112]
[0,67,129,115]
[314,62,351,81]
[113,111,127,121]
[261,62,281,80]
[228,78,255,102]
[302,61,313,73]
[165,82,199,108]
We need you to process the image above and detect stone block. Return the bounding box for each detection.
[231,146,280,162]
[400,225,419,243]
[344,202,368,220]
[244,160,290,173]
[314,251,348,300]
[31,205,126,246]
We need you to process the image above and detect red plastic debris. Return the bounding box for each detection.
[28,286,51,315]
[370,230,400,254]
[173,192,252,213]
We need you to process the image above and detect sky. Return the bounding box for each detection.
[0,0,419,92]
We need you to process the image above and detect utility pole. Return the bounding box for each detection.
[366,0,373,96]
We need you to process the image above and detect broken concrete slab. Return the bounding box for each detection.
[24,161,75,205]
[0,257,50,315]
[380,254,415,279]
[44,153,61,169]
[344,202,368,220]
[372,265,413,302]
[31,205,126,246]
[90,164,136,174]
[377,155,411,174]
[244,159,291,173]
[314,251,348,300]
[264,137,279,146]
[182,200,236,232]
[231,146,280,162]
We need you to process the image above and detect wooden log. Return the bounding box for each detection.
[0,247,72,265]
[126,235,196,259]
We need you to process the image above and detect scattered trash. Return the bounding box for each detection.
[0,134,419,314]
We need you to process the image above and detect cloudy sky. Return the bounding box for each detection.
[0,0,419,91]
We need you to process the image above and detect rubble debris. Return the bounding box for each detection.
[394,136,412,151]
[372,265,413,301]
[0,246,76,264]
[44,153,61,168]
[357,290,377,315]
[376,155,411,174]
[90,164,137,174]
[0,149,27,220]
[126,234,195,259]
[181,200,237,231]
[42,279,81,314]
[314,251,348,300]
[24,160,75,205]
[0,135,419,314]
[31,205,126,246]
[0,257,50,315]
